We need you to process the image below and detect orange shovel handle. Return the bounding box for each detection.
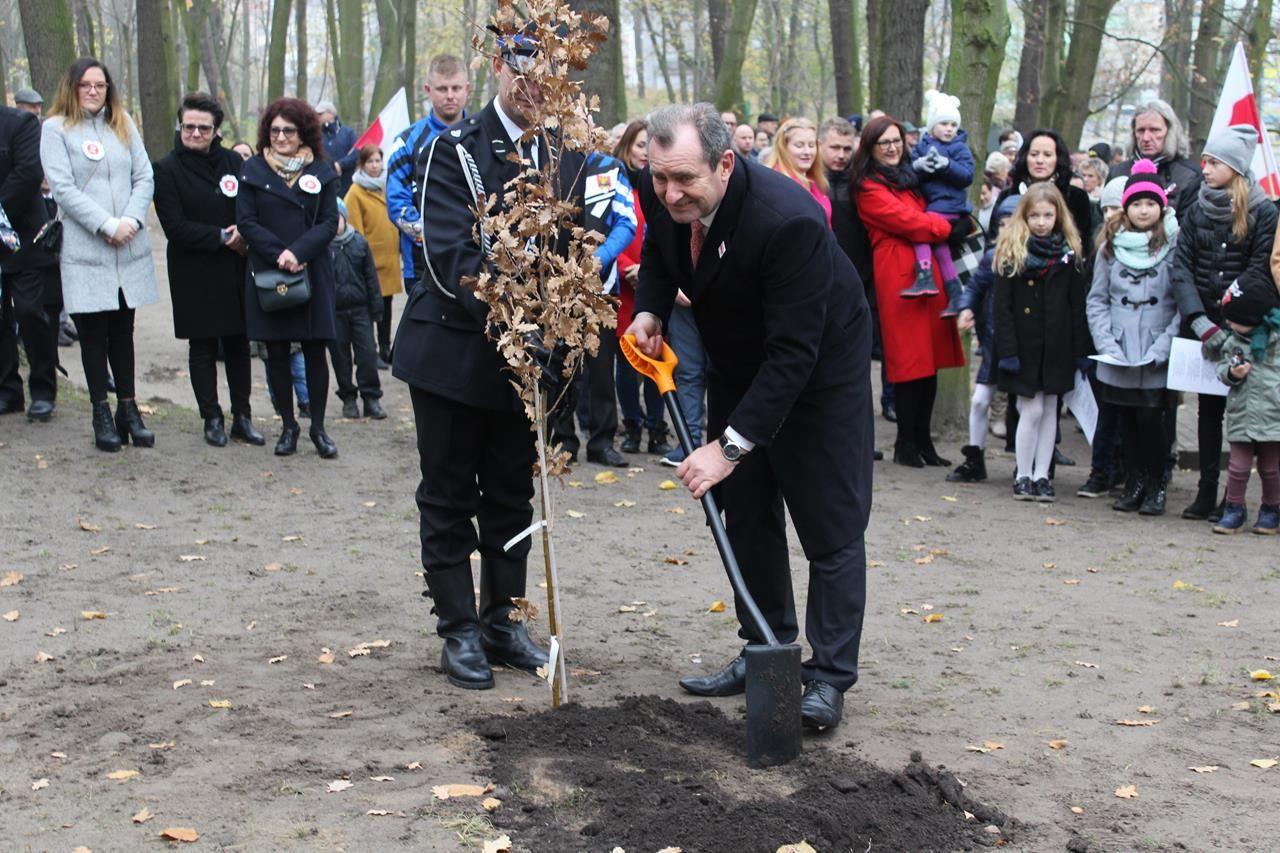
[619,334,679,395]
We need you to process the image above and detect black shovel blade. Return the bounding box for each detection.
[744,643,803,768]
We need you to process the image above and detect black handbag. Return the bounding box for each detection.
[33,219,62,254]
[253,267,311,312]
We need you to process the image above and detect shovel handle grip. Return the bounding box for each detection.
[619,334,679,395]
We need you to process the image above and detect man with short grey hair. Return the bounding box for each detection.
[626,102,873,731]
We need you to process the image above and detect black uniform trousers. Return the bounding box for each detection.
[709,383,867,692]
[550,332,618,456]
[409,386,537,616]
[188,335,252,419]
[328,307,382,402]
[0,268,59,406]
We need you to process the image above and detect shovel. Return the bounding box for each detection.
[619,333,802,768]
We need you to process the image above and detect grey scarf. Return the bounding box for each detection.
[1198,178,1269,227]
[353,168,386,193]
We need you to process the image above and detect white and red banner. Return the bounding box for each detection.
[1210,42,1280,198]
[352,88,410,153]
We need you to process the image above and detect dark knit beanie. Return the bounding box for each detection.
[1121,158,1167,211]
[1221,278,1279,327]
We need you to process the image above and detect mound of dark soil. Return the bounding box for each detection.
[476,695,1014,852]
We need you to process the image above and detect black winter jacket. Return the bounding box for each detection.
[994,259,1090,397]
[329,229,382,317]
[1169,195,1278,327]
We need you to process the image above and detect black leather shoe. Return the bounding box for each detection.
[881,402,897,423]
[310,428,338,459]
[1139,483,1167,516]
[27,399,54,422]
[115,399,155,447]
[893,440,924,468]
[873,448,884,461]
[587,446,628,467]
[441,628,496,689]
[427,566,495,689]
[0,397,22,415]
[918,441,951,467]
[274,423,300,456]
[203,414,228,447]
[1052,447,1076,467]
[91,401,122,452]
[800,681,843,730]
[341,399,360,419]
[482,619,550,674]
[679,653,747,697]
[229,413,265,445]
[363,398,387,419]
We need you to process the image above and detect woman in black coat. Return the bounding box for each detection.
[236,97,339,458]
[153,92,263,448]
[993,129,1095,258]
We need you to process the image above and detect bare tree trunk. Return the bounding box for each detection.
[707,0,727,80]
[632,3,646,100]
[1037,0,1065,130]
[17,0,77,103]
[1187,0,1226,147]
[828,0,862,116]
[711,0,756,113]
[1013,0,1046,133]
[137,0,180,160]
[865,0,880,110]
[1160,0,1193,119]
[780,0,802,117]
[1247,0,1274,94]
[369,0,403,123]
[867,0,926,123]
[240,0,251,125]
[295,0,308,101]
[177,0,205,93]
[267,0,292,102]
[402,0,417,120]
[568,0,626,126]
[1049,0,1119,147]
[333,0,363,124]
[641,2,676,103]
[73,0,96,56]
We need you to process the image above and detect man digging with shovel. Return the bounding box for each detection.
[624,104,874,731]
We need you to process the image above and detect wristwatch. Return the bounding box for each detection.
[718,433,749,463]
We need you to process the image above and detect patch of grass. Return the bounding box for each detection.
[440,814,494,846]
[1044,678,1065,688]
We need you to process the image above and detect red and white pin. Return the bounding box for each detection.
[81,140,105,162]
[219,175,239,197]
[298,174,321,194]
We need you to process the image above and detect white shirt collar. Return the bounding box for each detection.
[492,97,537,164]
[698,206,718,229]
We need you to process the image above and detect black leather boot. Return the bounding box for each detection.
[893,440,924,468]
[647,422,674,455]
[619,420,643,453]
[1112,476,1146,512]
[310,427,338,459]
[1181,480,1218,520]
[115,399,155,447]
[274,423,300,456]
[479,556,549,674]
[946,445,987,482]
[204,414,228,447]
[229,413,265,445]
[426,565,494,689]
[1139,480,1167,515]
[92,401,122,452]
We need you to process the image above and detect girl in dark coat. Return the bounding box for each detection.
[236,98,340,459]
[993,183,1089,503]
[153,92,263,448]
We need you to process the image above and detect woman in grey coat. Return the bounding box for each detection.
[41,58,158,452]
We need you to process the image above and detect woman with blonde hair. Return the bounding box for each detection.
[764,117,831,224]
[41,57,158,452]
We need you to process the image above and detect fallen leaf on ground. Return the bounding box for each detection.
[80,611,108,620]
[567,480,582,488]
[159,827,199,842]
[1074,660,1099,669]
[983,741,1005,750]
[45,627,66,637]
[35,650,55,662]
[1114,719,1159,727]
[614,500,636,508]
[369,775,394,782]
[268,655,288,664]
[31,778,49,790]
[405,761,422,770]
[134,523,156,530]
[482,797,502,811]
[132,808,153,823]
[282,535,302,542]
[106,769,140,781]
[1250,670,1274,681]
[1138,705,1155,713]
[1042,562,1057,569]
[1114,784,1138,799]
[868,559,885,567]
[194,539,210,545]
[914,554,935,565]
[658,479,678,490]
[914,515,933,522]
[663,557,688,566]
[3,609,18,622]
[327,779,354,793]
[1,570,23,586]
[329,710,353,719]
[1251,758,1278,769]
[432,782,492,800]
[302,683,315,690]
[178,555,206,562]
[618,605,638,613]
[1044,517,1067,526]
[777,843,818,853]
[707,600,726,613]
[1172,579,1203,591]
[199,680,214,687]
[941,495,958,502]
[148,741,176,750]
[208,699,232,709]
[192,654,204,663]
[172,679,192,690]
[78,519,102,533]
[1048,739,1068,749]
[923,613,944,623]
[263,562,283,572]
[656,848,683,853]
[145,587,182,595]
[900,608,919,615]
[1188,766,1219,774]
[1218,620,1240,628]
[288,487,303,495]
[966,745,992,754]
[365,809,406,816]
[90,546,110,555]
[482,836,512,853]
[565,510,585,518]
[1231,701,1251,711]
[361,500,377,507]
[317,648,335,664]
[594,471,619,485]
[50,751,66,758]
[665,506,685,514]
[1070,806,1084,815]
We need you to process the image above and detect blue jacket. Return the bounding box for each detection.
[582,152,637,293]
[957,246,997,384]
[384,111,459,282]
[321,119,359,193]
[911,129,974,216]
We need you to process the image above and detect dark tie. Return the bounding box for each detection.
[520,139,536,168]
[690,220,706,268]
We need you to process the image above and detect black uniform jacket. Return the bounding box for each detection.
[236,153,339,342]
[0,106,54,274]
[633,155,874,555]
[152,135,248,339]
[391,100,587,412]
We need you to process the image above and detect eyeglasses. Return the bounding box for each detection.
[875,138,903,150]
[78,82,108,92]
[269,126,299,138]
[181,123,215,136]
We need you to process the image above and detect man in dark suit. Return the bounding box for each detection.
[392,28,584,690]
[625,103,873,730]
[0,104,59,421]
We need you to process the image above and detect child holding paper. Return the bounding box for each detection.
[1212,278,1280,534]
[1085,160,1181,515]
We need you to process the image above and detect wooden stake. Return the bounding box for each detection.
[534,387,568,706]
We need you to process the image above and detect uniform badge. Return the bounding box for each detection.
[298,174,321,194]
[451,129,462,137]
[82,140,105,161]
[218,175,239,197]
[718,241,726,258]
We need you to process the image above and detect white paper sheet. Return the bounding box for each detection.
[1090,353,1155,367]
[1167,337,1230,397]
[1062,370,1097,445]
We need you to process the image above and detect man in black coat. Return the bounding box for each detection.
[391,31,585,690]
[626,104,873,730]
[1109,101,1202,222]
[0,104,59,420]
[153,92,263,448]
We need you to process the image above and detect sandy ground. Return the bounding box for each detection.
[2,226,1279,852]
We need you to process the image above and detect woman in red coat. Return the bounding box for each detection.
[852,115,965,467]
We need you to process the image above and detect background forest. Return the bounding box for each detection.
[4,1,1276,162]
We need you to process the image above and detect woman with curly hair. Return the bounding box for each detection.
[236,97,340,458]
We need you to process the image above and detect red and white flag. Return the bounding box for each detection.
[352,88,410,152]
[1210,42,1280,198]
